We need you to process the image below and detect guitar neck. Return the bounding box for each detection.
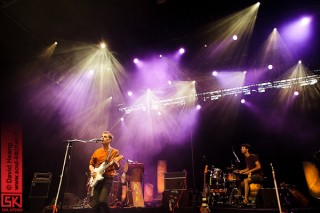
[203,180,206,197]
[203,165,208,197]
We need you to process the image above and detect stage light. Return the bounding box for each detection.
[212,71,218,76]
[196,105,201,110]
[298,60,302,64]
[294,91,299,96]
[241,99,245,104]
[157,111,162,116]
[243,71,247,74]
[282,15,312,45]
[168,80,172,85]
[232,35,238,41]
[179,48,185,54]
[133,58,139,64]
[88,69,94,75]
[100,42,106,49]
[300,17,311,26]
[128,91,133,96]
[54,42,58,45]
[273,28,277,32]
[268,65,273,70]
[120,117,124,122]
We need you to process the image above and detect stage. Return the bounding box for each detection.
[39,206,320,213]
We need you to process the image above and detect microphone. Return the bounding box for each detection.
[89,139,103,142]
[232,147,240,163]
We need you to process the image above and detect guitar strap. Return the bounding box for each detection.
[106,147,113,163]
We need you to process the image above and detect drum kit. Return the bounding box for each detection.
[206,166,243,207]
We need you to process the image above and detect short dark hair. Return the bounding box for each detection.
[241,143,252,151]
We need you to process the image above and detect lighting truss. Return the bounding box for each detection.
[118,74,320,114]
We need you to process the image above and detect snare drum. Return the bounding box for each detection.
[226,173,239,182]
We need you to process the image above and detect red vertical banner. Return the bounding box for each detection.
[130,182,144,207]
[1,123,23,212]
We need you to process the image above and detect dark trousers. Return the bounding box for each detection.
[91,176,114,213]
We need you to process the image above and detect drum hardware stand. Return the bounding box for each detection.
[226,173,242,206]
[227,185,242,206]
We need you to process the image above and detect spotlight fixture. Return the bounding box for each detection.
[300,17,311,26]
[133,58,139,64]
[100,42,106,49]
[232,35,238,40]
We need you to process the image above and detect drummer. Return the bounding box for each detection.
[235,144,264,205]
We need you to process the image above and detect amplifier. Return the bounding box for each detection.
[29,172,52,198]
[164,171,187,191]
[255,188,278,208]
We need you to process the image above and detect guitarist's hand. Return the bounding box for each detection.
[113,155,124,165]
[91,171,97,178]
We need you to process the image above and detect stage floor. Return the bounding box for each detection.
[38,205,320,213]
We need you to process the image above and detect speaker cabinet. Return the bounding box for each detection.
[256,188,278,208]
[164,172,187,190]
[29,173,52,198]
[29,172,52,212]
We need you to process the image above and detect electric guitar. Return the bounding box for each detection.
[200,165,210,213]
[89,155,124,188]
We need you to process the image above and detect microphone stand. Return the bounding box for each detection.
[232,148,240,166]
[270,163,282,213]
[52,139,94,213]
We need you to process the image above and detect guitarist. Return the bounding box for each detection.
[89,131,121,213]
